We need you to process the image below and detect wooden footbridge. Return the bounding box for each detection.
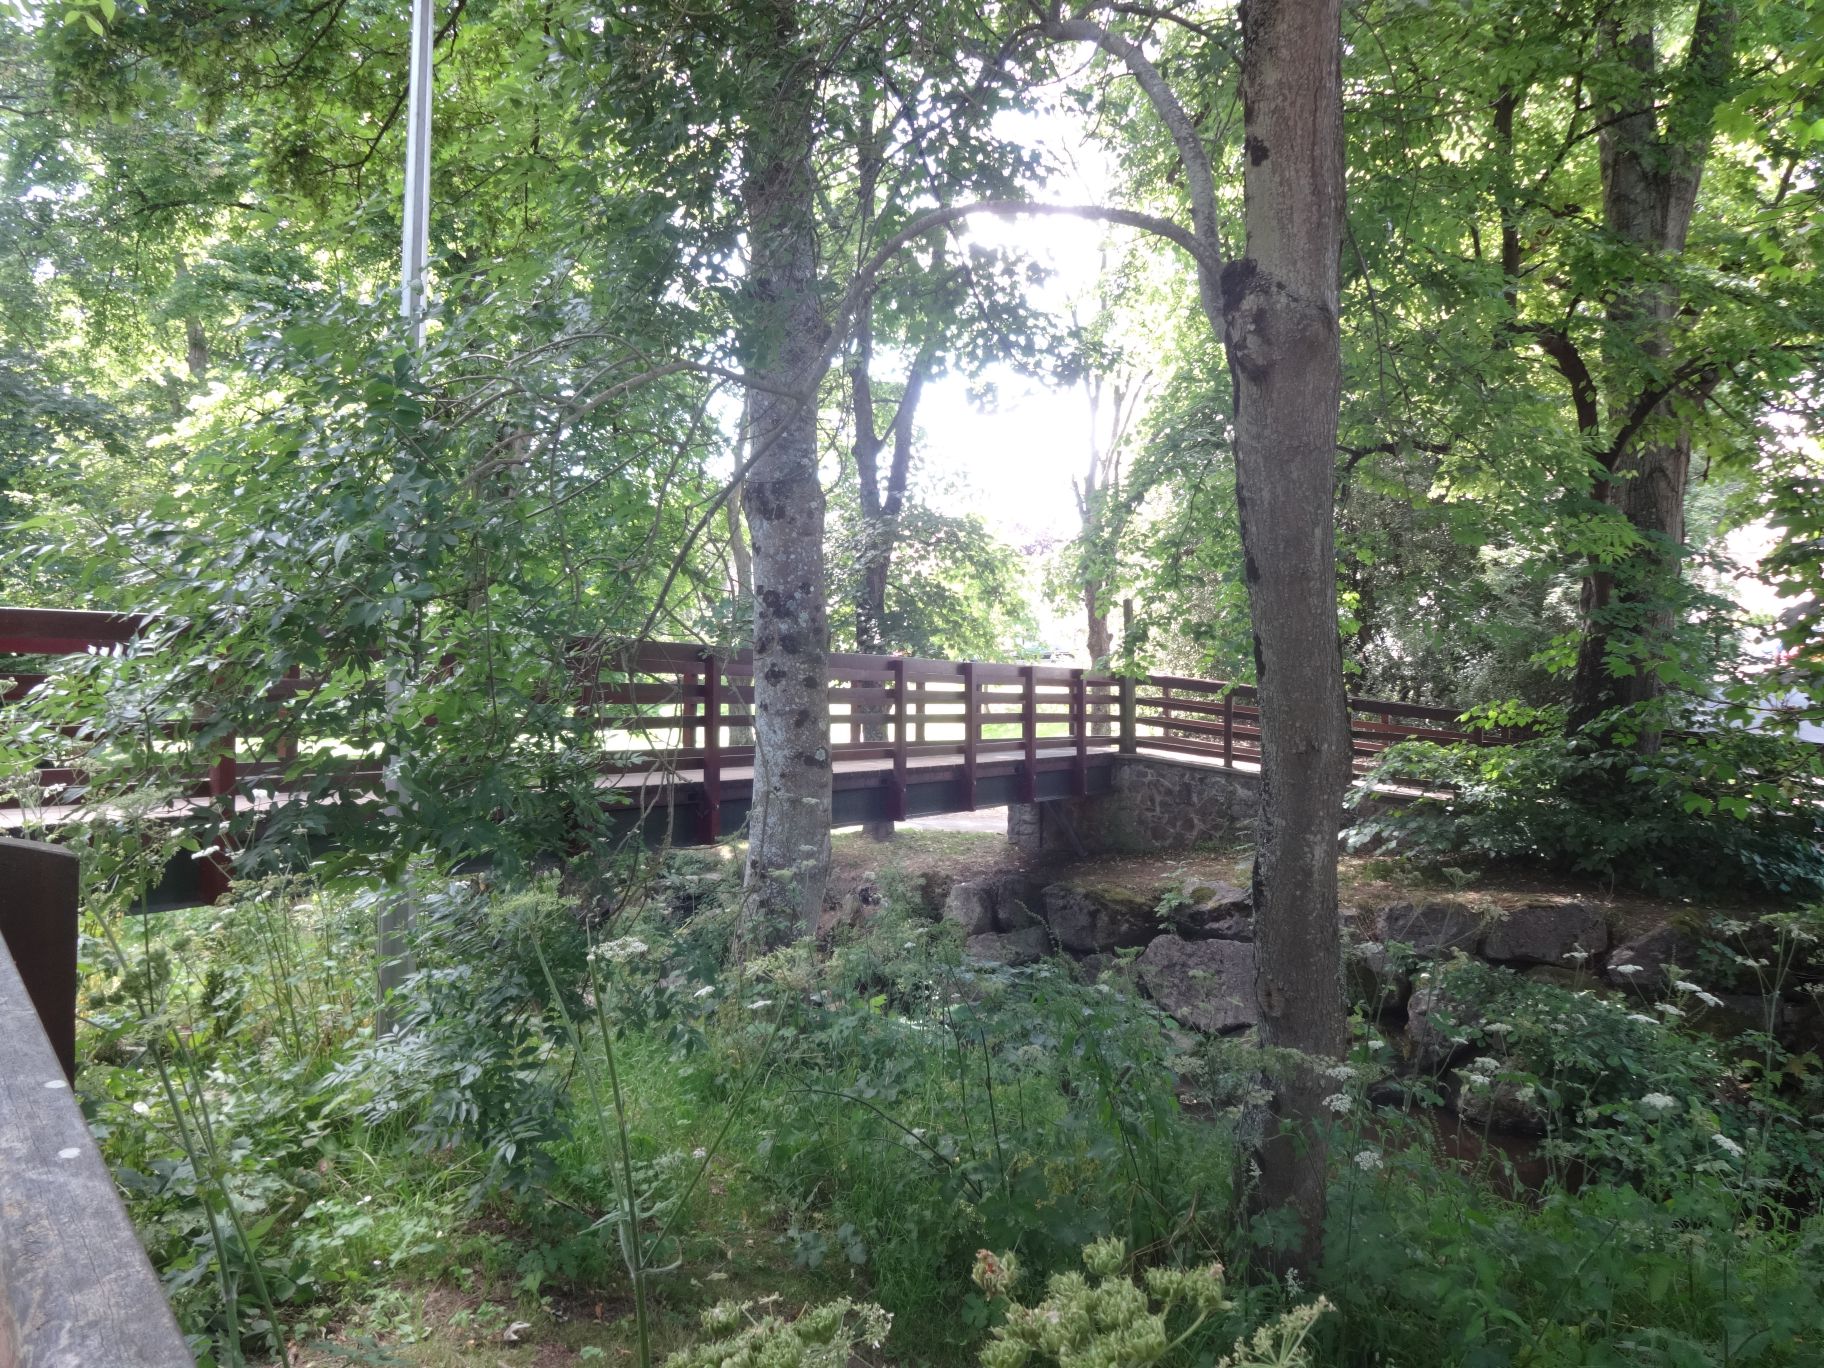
[2,606,1485,905]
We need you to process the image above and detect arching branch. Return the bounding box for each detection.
[825,200,1217,382]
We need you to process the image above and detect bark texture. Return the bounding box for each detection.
[738,6,830,944]
[1218,0,1352,1272]
[1042,0,1352,1272]
[1567,2,1736,738]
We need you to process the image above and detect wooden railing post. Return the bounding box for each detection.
[0,836,78,1082]
[889,655,909,821]
[700,655,722,842]
[1161,683,1173,741]
[1019,664,1038,803]
[1070,669,1088,797]
[1118,675,1137,754]
[199,727,237,904]
[1223,690,1235,768]
[961,661,978,810]
[682,666,699,754]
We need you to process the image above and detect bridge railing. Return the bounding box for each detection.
[0,837,194,1366]
[1127,673,1498,771]
[2,606,1491,860]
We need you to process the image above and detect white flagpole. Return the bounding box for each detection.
[399,0,434,345]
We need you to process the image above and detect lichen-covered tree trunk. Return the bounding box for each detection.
[1217,0,1352,1273]
[737,5,830,945]
[1567,2,1736,741]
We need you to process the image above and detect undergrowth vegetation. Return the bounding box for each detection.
[77,850,1824,1366]
[1348,711,1824,899]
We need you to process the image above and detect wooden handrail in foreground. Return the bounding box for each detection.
[0,837,193,1368]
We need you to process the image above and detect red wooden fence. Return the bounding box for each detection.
[0,607,1494,857]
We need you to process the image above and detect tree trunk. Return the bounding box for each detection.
[737,4,830,946]
[1567,2,1736,741]
[1217,0,1352,1274]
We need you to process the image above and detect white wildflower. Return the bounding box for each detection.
[1638,1093,1677,1114]
[747,998,773,1010]
[1711,1133,1745,1160]
[1322,1063,1358,1081]
[1656,1002,1685,1018]
[1673,980,1704,994]
[1627,1013,1657,1024]
[691,1147,708,1160]
[1562,948,1591,964]
[1323,1093,1353,1114]
[1613,963,1645,976]
[1353,1149,1383,1173]
[1467,1056,1501,1075]
[592,936,649,964]
[693,984,716,999]
[1484,1022,1512,1036]
[1694,990,1724,1008]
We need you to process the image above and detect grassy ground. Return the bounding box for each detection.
[75,833,1824,1368]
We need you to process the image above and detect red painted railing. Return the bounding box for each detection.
[0,607,1491,855]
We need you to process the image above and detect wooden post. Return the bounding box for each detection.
[1071,670,1088,797]
[1019,665,1037,803]
[914,679,928,746]
[198,728,236,904]
[961,661,978,810]
[0,837,79,1083]
[889,656,909,821]
[1223,690,1235,768]
[1161,683,1173,742]
[1118,675,1137,754]
[700,655,722,842]
[276,663,301,769]
[682,667,699,754]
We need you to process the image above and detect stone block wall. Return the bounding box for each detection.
[1008,756,1261,856]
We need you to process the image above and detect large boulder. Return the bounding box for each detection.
[1378,901,1485,957]
[1345,939,1413,1016]
[1163,878,1254,940]
[965,926,1052,966]
[1135,934,1258,1034]
[944,873,1041,937]
[1454,1071,1548,1136]
[1604,924,1692,991]
[1481,902,1609,965]
[942,881,997,936]
[1042,878,1161,953]
[1406,981,1481,1073]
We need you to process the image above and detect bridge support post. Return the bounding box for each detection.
[700,655,722,842]
[1071,670,1088,798]
[1118,675,1137,755]
[199,729,236,904]
[889,656,909,822]
[0,836,78,1083]
[961,661,978,810]
[1019,665,1037,803]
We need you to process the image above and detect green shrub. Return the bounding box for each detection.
[1348,720,1824,898]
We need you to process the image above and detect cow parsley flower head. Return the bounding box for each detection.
[1638,1092,1677,1114]
[592,936,649,963]
[1354,1149,1383,1173]
[1712,1133,1745,1159]
[1613,962,1645,976]
[1323,1093,1353,1115]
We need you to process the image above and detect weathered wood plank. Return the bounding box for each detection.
[0,940,192,1367]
